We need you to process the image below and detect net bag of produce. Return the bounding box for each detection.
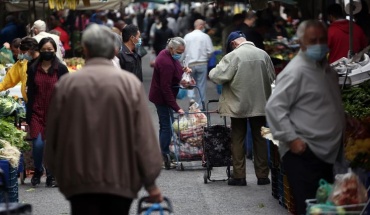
[329,171,368,206]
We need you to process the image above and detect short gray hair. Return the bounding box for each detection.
[296,20,327,43]
[166,37,186,50]
[82,24,115,59]
[112,32,122,52]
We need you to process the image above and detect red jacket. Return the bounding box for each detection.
[328,20,368,63]
[149,50,183,112]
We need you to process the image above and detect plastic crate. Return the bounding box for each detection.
[271,167,280,199]
[0,160,18,203]
[278,171,285,208]
[269,142,280,168]
[306,199,367,215]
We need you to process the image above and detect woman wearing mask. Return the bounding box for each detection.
[0,37,39,102]
[26,37,68,187]
[149,37,191,170]
[118,24,143,82]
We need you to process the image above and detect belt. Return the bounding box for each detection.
[188,62,208,67]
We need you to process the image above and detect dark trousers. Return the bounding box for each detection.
[69,194,133,215]
[230,116,269,179]
[283,147,334,215]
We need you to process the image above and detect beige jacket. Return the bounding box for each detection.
[45,58,162,199]
[33,32,63,61]
[209,42,275,118]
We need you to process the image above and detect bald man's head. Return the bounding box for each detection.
[194,19,206,31]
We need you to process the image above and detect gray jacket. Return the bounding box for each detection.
[209,42,275,118]
[265,51,345,163]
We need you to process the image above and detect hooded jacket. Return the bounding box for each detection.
[328,20,368,63]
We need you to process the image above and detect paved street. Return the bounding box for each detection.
[14,50,290,215]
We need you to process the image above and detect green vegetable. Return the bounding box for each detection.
[342,80,370,119]
[0,95,17,117]
[0,119,30,151]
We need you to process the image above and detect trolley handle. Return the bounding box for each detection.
[206,99,227,127]
[137,196,173,215]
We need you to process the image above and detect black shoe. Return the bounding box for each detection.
[31,169,43,186]
[257,178,271,185]
[228,178,247,186]
[46,176,58,187]
[163,154,171,170]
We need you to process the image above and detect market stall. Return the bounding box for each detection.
[0,91,29,203]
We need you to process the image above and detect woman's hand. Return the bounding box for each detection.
[178,109,185,115]
[183,67,192,74]
[3,43,10,49]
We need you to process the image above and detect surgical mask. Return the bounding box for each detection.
[172,53,182,61]
[22,53,33,61]
[135,38,142,48]
[305,44,329,61]
[17,54,24,60]
[40,52,55,61]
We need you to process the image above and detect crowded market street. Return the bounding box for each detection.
[14,51,290,215]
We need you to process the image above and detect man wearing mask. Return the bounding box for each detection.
[184,19,214,105]
[265,20,345,215]
[327,3,368,63]
[118,24,143,82]
[32,20,63,61]
[209,31,275,187]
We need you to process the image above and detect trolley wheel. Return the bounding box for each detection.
[176,162,184,171]
[20,172,25,185]
[203,171,208,184]
[164,154,171,170]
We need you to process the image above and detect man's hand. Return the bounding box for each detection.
[289,138,307,154]
[178,109,185,115]
[147,186,163,203]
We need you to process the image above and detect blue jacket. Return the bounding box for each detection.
[0,22,19,45]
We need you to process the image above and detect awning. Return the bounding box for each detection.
[5,0,130,12]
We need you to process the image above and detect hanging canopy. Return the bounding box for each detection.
[5,0,130,12]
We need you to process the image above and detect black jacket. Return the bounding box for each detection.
[118,45,143,82]
[26,58,68,124]
[153,27,174,55]
[240,23,265,51]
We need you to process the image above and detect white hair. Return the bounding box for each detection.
[112,32,122,51]
[166,37,186,50]
[296,20,327,43]
[82,24,115,59]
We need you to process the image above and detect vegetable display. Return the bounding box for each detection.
[0,119,30,152]
[342,80,370,171]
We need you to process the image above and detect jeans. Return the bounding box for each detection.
[156,105,174,156]
[33,133,45,172]
[189,64,207,106]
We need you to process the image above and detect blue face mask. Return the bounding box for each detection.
[305,44,329,61]
[172,53,182,61]
[17,54,24,60]
[134,38,142,48]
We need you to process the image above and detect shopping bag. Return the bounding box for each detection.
[176,88,187,100]
[0,47,14,65]
[179,73,195,88]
